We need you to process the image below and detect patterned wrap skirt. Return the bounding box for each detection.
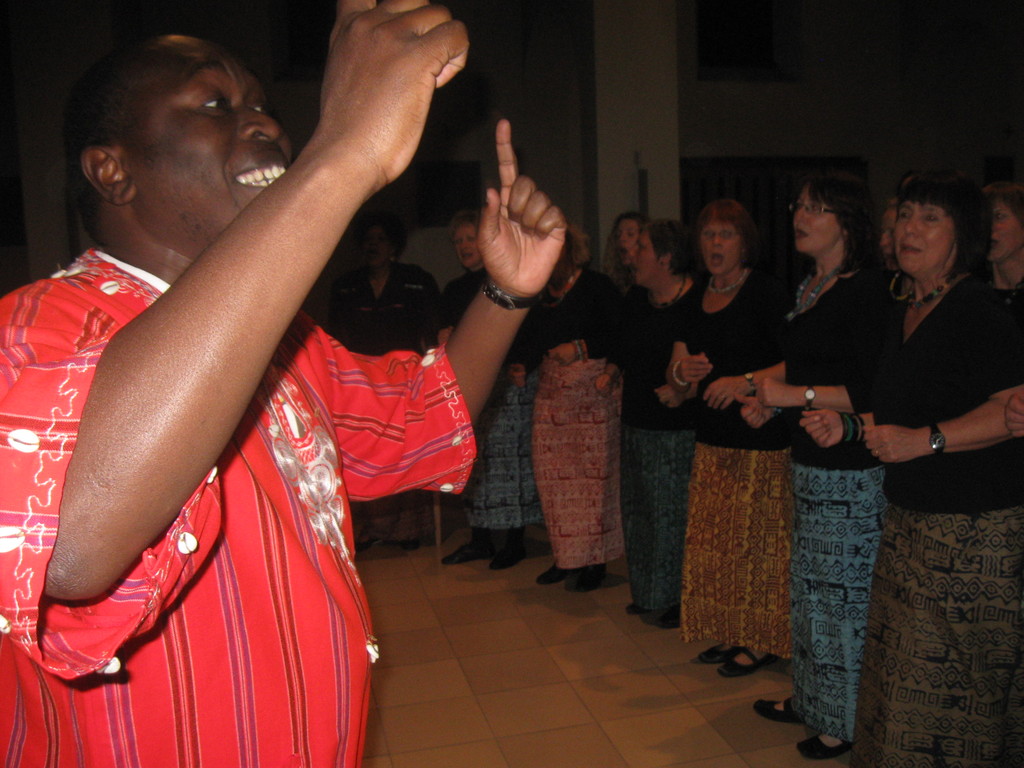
[678,442,792,657]
[851,503,1024,768]
[621,424,695,611]
[466,370,544,530]
[790,462,885,742]
[532,357,624,569]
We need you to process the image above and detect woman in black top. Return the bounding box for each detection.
[668,199,792,677]
[329,211,441,549]
[983,181,1024,331]
[601,220,698,627]
[742,173,890,760]
[523,225,624,592]
[804,171,1024,768]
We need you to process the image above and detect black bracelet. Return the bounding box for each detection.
[482,279,541,310]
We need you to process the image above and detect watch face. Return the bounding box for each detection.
[931,432,946,450]
[804,387,815,400]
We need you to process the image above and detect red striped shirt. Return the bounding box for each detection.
[0,251,475,767]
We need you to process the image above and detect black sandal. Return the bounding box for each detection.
[717,648,778,677]
[696,644,740,664]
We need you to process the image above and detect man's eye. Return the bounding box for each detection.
[202,97,230,110]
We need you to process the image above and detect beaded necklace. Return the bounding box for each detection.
[649,277,689,308]
[888,271,949,310]
[996,277,1024,306]
[785,266,840,321]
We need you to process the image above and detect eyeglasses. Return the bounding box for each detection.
[789,201,837,216]
[700,228,738,240]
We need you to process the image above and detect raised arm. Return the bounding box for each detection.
[445,119,565,419]
[48,0,470,599]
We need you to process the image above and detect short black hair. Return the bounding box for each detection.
[64,36,240,240]
[798,171,878,271]
[353,210,408,258]
[898,170,990,277]
[645,219,691,275]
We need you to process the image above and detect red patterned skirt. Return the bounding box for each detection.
[531,357,623,569]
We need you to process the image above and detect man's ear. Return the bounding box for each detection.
[81,146,136,206]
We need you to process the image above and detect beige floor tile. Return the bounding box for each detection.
[477,682,594,737]
[432,589,520,627]
[738,741,851,767]
[459,647,567,695]
[390,740,510,768]
[372,658,473,707]
[364,575,429,608]
[376,626,455,668]
[603,604,666,636]
[547,635,657,680]
[662,661,793,706]
[360,756,394,768]
[378,696,493,753]
[357,551,421,582]
[571,669,691,721]
[511,584,605,617]
[371,600,441,634]
[630,632,705,668]
[419,570,517,600]
[498,723,628,768]
[521,610,626,646]
[445,616,542,658]
[695,695,802,754]
[600,707,733,768]
[661,756,748,768]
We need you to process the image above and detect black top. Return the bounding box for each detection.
[782,269,891,469]
[992,286,1024,333]
[873,277,1024,515]
[679,269,791,450]
[515,269,623,371]
[608,281,701,431]
[329,261,441,355]
[441,268,486,328]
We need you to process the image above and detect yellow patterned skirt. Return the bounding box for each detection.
[678,442,792,657]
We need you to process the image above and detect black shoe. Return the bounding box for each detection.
[441,542,495,565]
[572,564,606,592]
[696,644,740,664]
[796,735,852,760]
[753,698,803,724]
[489,544,525,570]
[717,649,779,677]
[625,603,653,615]
[656,604,680,629]
[536,564,571,584]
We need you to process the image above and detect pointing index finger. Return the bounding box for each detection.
[495,119,519,210]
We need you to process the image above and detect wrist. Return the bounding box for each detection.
[482,278,541,310]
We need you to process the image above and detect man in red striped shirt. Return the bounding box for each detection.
[0,1,565,765]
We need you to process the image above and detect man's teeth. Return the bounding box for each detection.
[236,165,286,188]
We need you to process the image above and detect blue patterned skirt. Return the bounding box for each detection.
[620,425,695,611]
[466,370,543,530]
[790,462,885,741]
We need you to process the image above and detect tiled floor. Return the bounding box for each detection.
[356,524,851,768]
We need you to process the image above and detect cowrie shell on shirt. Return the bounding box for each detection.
[0,615,10,634]
[99,280,121,295]
[0,527,25,553]
[100,657,122,674]
[7,429,40,453]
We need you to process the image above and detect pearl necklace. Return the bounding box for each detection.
[707,268,749,294]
